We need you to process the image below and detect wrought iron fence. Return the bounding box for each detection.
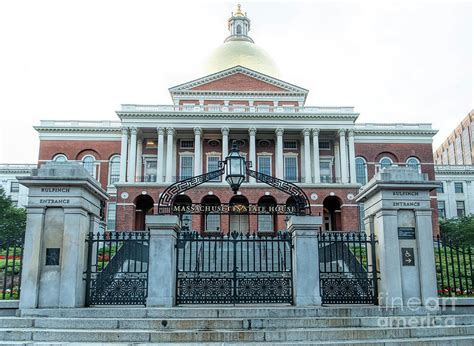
[0,235,24,300]
[434,235,473,297]
[84,231,150,306]
[176,231,293,304]
[318,232,378,304]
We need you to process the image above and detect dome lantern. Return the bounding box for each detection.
[226,4,253,43]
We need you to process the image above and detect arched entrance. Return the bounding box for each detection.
[134,194,154,231]
[322,196,342,231]
[229,195,249,233]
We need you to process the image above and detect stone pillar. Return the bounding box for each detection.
[348,129,357,184]
[275,128,284,179]
[303,129,312,183]
[288,215,323,306]
[156,127,165,183]
[312,129,320,183]
[356,167,439,307]
[221,127,229,160]
[165,127,174,183]
[18,162,108,309]
[146,215,180,307]
[249,127,257,183]
[135,136,143,180]
[127,127,138,182]
[194,127,202,176]
[119,127,128,182]
[338,129,349,183]
[334,141,341,182]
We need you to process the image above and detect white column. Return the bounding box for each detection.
[338,129,349,183]
[334,141,341,182]
[135,137,143,180]
[348,129,357,184]
[194,127,202,176]
[119,127,128,182]
[249,127,257,183]
[127,127,137,183]
[157,127,165,183]
[276,128,284,179]
[312,129,320,183]
[165,127,174,183]
[221,127,229,160]
[303,128,312,183]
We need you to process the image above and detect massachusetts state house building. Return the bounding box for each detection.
[34,6,438,233]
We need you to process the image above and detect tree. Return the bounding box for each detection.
[439,215,474,246]
[0,187,26,239]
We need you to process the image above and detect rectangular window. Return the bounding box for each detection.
[258,155,272,175]
[207,155,221,181]
[10,182,19,193]
[106,203,116,231]
[456,200,465,218]
[283,140,297,150]
[437,201,446,219]
[180,140,194,149]
[436,182,444,193]
[284,156,298,182]
[144,159,157,182]
[205,214,220,232]
[320,161,332,183]
[180,156,193,180]
[319,141,331,150]
[454,182,464,193]
[258,214,274,232]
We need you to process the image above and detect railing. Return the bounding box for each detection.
[121,104,355,114]
[434,235,473,297]
[0,235,24,300]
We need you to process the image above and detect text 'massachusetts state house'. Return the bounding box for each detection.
[34,5,439,233]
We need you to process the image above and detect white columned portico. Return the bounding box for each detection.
[119,127,128,182]
[127,127,138,183]
[221,127,229,159]
[348,129,357,184]
[303,128,312,183]
[156,127,165,183]
[194,127,202,176]
[249,127,257,183]
[312,128,320,183]
[338,129,349,184]
[165,127,175,183]
[276,128,284,179]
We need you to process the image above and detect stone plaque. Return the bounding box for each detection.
[401,248,415,266]
[45,248,60,266]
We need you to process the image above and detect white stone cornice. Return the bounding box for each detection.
[248,127,257,136]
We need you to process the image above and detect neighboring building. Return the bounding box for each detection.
[33,6,439,233]
[0,164,37,207]
[435,165,474,219]
[434,110,474,165]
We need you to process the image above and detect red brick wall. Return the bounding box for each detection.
[190,73,287,91]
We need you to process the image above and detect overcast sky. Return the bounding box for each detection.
[0,0,472,163]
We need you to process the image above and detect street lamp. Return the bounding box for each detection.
[225,143,246,194]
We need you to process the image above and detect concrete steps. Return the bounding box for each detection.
[0,307,472,344]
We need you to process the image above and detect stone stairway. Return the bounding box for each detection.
[0,306,473,344]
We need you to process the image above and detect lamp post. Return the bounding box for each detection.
[225,143,246,194]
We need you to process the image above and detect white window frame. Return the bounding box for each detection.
[319,140,331,150]
[378,157,393,170]
[257,154,272,176]
[53,154,68,162]
[406,157,421,173]
[283,140,298,150]
[355,157,368,185]
[454,182,464,194]
[82,155,97,179]
[319,157,333,183]
[283,154,299,182]
[179,154,194,180]
[180,139,194,149]
[106,202,117,231]
[10,181,19,193]
[108,155,121,185]
[207,154,221,181]
[143,156,157,182]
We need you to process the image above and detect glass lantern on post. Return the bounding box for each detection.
[225,143,247,194]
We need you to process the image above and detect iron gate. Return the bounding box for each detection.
[318,232,378,305]
[84,231,150,306]
[176,231,293,304]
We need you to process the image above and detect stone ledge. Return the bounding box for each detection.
[440,297,474,306]
[0,300,19,309]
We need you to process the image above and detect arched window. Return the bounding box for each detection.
[355,157,367,185]
[229,195,249,233]
[236,24,242,35]
[406,157,421,172]
[108,155,121,185]
[202,195,221,232]
[82,155,96,178]
[379,157,393,169]
[53,154,67,162]
[258,196,277,233]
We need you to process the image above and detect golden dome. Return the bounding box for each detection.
[205,39,280,77]
[234,4,244,17]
